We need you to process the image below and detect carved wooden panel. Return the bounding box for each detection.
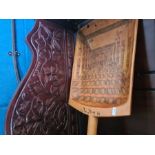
[69,19,138,117]
[6,20,78,134]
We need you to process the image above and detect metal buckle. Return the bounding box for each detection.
[8,51,20,56]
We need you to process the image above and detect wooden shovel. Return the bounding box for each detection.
[69,19,138,135]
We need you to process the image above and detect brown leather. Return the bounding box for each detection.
[5,20,79,135]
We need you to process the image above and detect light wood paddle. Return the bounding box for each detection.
[69,19,138,135]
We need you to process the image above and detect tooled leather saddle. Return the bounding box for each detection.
[5,19,79,134]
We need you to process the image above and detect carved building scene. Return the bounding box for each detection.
[0,19,155,135]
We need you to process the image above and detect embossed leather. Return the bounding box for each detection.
[6,20,79,135]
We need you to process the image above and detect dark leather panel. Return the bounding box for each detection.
[5,20,78,135]
[134,74,155,89]
[47,19,90,32]
[124,91,155,134]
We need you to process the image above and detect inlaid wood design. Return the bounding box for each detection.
[6,20,78,134]
[69,19,138,117]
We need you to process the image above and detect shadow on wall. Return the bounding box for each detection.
[124,19,155,135]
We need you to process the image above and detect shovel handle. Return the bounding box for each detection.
[87,115,98,135]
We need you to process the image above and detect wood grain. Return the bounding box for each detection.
[69,19,138,117]
[87,116,98,135]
